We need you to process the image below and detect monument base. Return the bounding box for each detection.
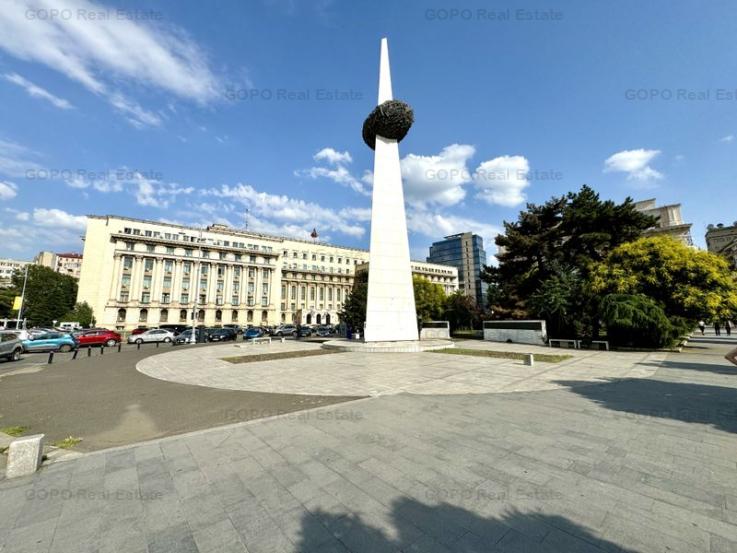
[321,339,454,353]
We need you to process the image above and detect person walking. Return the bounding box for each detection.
[725,320,732,336]
[698,320,706,335]
[715,321,722,336]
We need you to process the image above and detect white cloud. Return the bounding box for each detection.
[32,208,87,230]
[604,149,663,181]
[720,134,734,143]
[400,144,474,207]
[314,148,352,165]
[0,181,18,200]
[407,208,501,258]
[0,139,44,178]
[108,93,161,128]
[0,0,221,126]
[210,183,367,239]
[472,155,530,207]
[68,170,192,208]
[296,147,369,195]
[3,72,73,109]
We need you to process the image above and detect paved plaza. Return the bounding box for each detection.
[1,333,736,552]
[137,340,663,396]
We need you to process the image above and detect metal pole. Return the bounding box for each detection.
[16,264,29,330]
[191,229,203,344]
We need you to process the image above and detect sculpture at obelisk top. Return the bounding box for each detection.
[362,38,419,342]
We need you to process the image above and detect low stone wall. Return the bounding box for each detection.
[420,327,450,340]
[483,320,547,346]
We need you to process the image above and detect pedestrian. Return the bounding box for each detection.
[698,320,706,335]
[295,323,301,340]
[725,320,732,336]
[715,321,721,336]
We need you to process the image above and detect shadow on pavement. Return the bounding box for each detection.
[556,378,737,434]
[296,500,638,552]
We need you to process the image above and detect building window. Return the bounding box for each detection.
[161,293,170,304]
[166,247,175,254]
[119,291,129,302]
[123,256,133,270]
[261,310,268,322]
[125,242,134,251]
[141,292,150,304]
[160,309,169,323]
[164,260,173,274]
[144,258,154,272]
[146,245,155,253]
[262,269,269,279]
[247,310,253,322]
[179,309,187,322]
[197,309,205,322]
[180,293,189,304]
[117,308,126,322]
[215,309,222,322]
[139,308,148,322]
[261,296,268,307]
[185,249,193,257]
[163,276,172,290]
[183,262,192,274]
[142,275,152,291]
[232,310,238,322]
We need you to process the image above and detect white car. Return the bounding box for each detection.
[127,329,175,344]
[0,328,30,341]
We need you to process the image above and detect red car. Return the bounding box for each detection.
[74,329,122,347]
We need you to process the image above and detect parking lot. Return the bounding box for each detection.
[0,338,357,451]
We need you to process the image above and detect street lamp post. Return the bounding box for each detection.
[16,264,29,330]
[190,229,204,344]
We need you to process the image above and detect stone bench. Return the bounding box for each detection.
[248,337,272,345]
[577,340,610,351]
[548,338,578,349]
[6,434,44,479]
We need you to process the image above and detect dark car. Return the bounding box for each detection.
[223,324,242,334]
[315,325,332,337]
[243,327,265,340]
[207,328,237,342]
[296,326,312,338]
[75,329,122,347]
[159,324,189,335]
[174,329,208,344]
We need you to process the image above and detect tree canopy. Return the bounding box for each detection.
[9,265,78,326]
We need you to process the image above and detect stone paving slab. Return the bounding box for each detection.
[136,340,662,396]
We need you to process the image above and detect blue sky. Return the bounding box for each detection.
[1,0,737,261]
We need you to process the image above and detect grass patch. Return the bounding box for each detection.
[1,426,28,437]
[53,436,82,449]
[431,348,572,364]
[222,349,340,364]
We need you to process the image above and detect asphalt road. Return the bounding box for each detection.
[0,340,360,452]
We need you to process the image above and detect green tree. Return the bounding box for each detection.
[338,271,368,330]
[61,302,96,328]
[0,287,17,318]
[413,275,446,323]
[10,265,78,326]
[484,185,657,335]
[443,291,481,330]
[590,236,737,325]
[598,293,680,348]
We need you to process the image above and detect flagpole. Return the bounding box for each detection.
[16,264,29,330]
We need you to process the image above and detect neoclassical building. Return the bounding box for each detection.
[77,215,458,330]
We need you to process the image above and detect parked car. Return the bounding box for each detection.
[315,325,333,337]
[273,324,297,337]
[243,327,265,340]
[127,329,174,344]
[22,332,79,353]
[296,326,312,338]
[159,324,189,335]
[207,328,237,342]
[174,328,208,344]
[74,329,122,347]
[59,321,82,331]
[0,332,24,361]
[223,324,242,334]
[130,327,150,335]
[1,328,31,341]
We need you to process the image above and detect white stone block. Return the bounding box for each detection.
[524,354,534,367]
[6,434,44,479]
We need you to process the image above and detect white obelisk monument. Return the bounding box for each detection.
[364,38,419,342]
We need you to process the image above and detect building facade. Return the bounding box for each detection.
[706,222,737,267]
[0,258,30,288]
[77,215,457,331]
[34,251,83,279]
[427,232,487,306]
[634,199,693,245]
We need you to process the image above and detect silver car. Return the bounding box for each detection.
[0,332,24,362]
[127,329,175,344]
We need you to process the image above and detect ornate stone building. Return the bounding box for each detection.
[77,215,457,330]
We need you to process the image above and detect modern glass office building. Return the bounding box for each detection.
[427,232,487,306]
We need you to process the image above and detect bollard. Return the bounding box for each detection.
[6,434,44,478]
[100,346,104,355]
[117,343,121,353]
[156,342,159,348]
[524,353,534,367]
[137,342,141,350]
[72,350,78,360]
[47,351,54,364]
[87,347,91,357]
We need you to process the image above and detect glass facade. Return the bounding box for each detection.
[427,232,487,306]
